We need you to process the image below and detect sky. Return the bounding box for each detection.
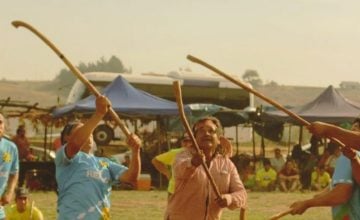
[1,0,360,87]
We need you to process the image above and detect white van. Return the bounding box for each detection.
[66,71,254,145]
[67,71,254,108]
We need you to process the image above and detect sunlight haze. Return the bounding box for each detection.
[1,0,360,87]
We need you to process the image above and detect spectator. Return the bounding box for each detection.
[309,135,322,157]
[255,158,277,191]
[299,152,318,190]
[151,133,191,195]
[270,147,285,173]
[5,187,43,220]
[325,144,341,176]
[310,165,331,191]
[278,160,301,192]
[12,125,36,161]
[241,159,256,191]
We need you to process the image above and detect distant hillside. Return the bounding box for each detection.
[1,80,360,111]
[0,80,67,108]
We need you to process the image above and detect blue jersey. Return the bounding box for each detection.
[0,138,19,219]
[55,145,128,220]
[331,152,360,220]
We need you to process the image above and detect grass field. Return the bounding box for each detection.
[28,190,332,220]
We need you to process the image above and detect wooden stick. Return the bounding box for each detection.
[29,200,35,219]
[187,55,309,125]
[186,54,345,148]
[173,81,221,199]
[269,209,292,220]
[12,20,130,138]
[239,207,246,220]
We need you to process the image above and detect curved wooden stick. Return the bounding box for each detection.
[269,209,292,220]
[173,81,221,199]
[188,55,309,125]
[12,20,130,138]
[187,55,345,148]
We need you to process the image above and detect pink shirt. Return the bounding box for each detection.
[165,149,247,220]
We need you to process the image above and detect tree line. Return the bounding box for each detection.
[53,55,129,86]
[52,55,276,96]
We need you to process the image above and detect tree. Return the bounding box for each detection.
[242,69,263,87]
[265,80,278,87]
[52,55,129,97]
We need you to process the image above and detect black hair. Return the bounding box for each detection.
[262,158,271,166]
[60,121,82,145]
[16,125,25,135]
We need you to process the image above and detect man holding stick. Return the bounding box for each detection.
[165,117,247,220]
[288,120,360,219]
[55,95,141,220]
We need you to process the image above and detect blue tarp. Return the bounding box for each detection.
[52,75,190,118]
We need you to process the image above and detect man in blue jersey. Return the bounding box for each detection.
[289,119,360,219]
[55,95,141,220]
[0,113,19,220]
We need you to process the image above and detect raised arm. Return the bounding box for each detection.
[66,96,110,158]
[308,122,360,150]
[120,134,141,185]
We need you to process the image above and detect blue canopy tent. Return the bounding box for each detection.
[52,75,192,146]
[52,75,190,118]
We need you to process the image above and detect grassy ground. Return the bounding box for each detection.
[28,190,331,220]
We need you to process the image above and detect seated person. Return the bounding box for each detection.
[324,144,341,176]
[242,160,256,191]
[270,147,285,173]
[310,165,331,191]
[5,187,43,220]
[255,158,277,191]
[278,160,301,192]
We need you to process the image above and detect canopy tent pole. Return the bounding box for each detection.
[298,125,303,146]
[252,123,256,161]
[287,124,292,156]
[261,122,265,158]
[43,123,48,161]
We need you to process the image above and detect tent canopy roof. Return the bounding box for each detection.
[52,75,190,118]
[262,85,360,124]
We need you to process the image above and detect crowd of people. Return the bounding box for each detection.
[240,144,336,193]
[0,96,248,219]
[1,94,360,219]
